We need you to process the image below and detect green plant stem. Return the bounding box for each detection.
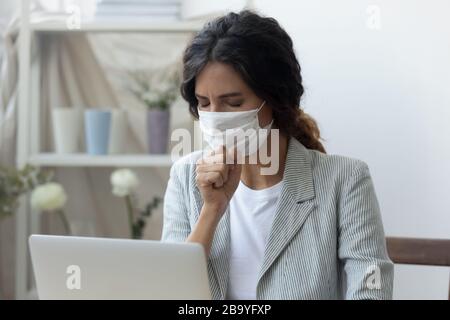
[58,210,71,235]
[125,195,135,238]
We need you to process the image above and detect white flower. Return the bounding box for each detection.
[31,182,67,211]
[110,169,139,197]
[141,91,160,103]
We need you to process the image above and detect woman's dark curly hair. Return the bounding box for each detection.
[180,10,325,153]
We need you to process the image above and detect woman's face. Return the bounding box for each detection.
[195,61,273,127]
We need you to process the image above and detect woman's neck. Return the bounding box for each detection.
[240,133,288,190]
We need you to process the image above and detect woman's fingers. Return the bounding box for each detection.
[196,171,224,188]
[195,145,240,189]
[200,153,225,165]
[196,163,229,183]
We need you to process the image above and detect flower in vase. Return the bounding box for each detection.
[30,182,70,234]
[0,164,53,220]
[110,168,161,239]
[110,169,139,197]
[31,182,67,211]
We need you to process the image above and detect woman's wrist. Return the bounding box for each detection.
[187,203,226,256]
[201,202,227,223]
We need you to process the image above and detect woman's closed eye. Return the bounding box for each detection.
[227,100,243,107]
[196,98,210,109]
[198,103,209,109]
[197,101,243,110]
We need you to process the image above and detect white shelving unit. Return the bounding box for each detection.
[28,153,174,167]
[16,0,203,299]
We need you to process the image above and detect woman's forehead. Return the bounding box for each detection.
[195,62,251,96]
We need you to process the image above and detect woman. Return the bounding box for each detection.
[161,10,393,300]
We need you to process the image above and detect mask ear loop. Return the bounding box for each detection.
[257,100,274,131]
[264,119,274,130]
[257,100,266,113]
[254,100,267,131]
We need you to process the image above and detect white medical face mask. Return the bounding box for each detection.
[198,100,273,156]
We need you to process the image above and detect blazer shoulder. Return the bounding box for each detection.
[307,148,371,181]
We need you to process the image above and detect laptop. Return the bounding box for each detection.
[29,234,211,300]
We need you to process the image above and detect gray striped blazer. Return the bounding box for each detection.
[161,137,394,299]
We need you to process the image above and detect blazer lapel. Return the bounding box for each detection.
[257,138,316,284]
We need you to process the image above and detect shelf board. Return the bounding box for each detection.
[28,153,174,167]
[30,18,204,33]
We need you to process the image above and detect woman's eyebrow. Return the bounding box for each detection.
[195,92,243,99]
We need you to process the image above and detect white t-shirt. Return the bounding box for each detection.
[226,179,283,300]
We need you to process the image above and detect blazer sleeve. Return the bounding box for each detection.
[338,161,394,300]
[160,162,192,243]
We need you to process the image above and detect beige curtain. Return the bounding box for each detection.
[0,15,194,298]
